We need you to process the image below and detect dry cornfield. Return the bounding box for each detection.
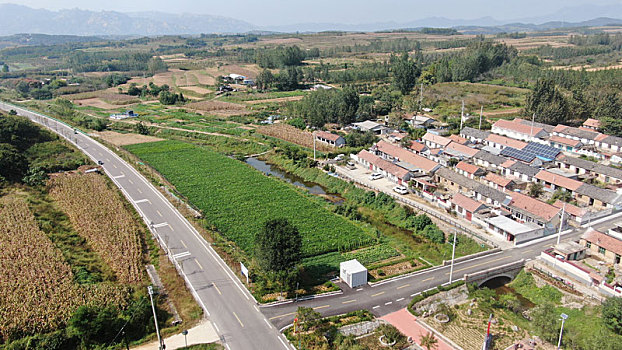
[257,123,334,152]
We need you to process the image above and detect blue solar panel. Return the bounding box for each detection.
[500,147,536,162]
[523,142,560,161]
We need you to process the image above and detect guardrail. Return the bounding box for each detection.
[334,167,498,248]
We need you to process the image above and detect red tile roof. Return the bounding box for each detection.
[552,200,587,218]
[409,141,427,152]
[422,133,452,147]
[445,141,479,157]
[582,228,622,256]
[451,193,486,213]
[486,133,528,149]
[583,118,601,128]
[553,124,568,133]
[316,131,342,142]
[456,161,484,175]
[493,119,544,137]
[485,172,513,187]
[550,135,581,147]
[501,159,516,168]
[595,133,608,142]
[508,191,561,222]
[357,150,410,179]
[375,141,440,173]
[448,134,468,145]
[535,170,584,191]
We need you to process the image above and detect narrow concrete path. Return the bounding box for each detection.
[132,320,219,350]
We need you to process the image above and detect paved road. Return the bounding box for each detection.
[0,102,293,350]
[262,215,621,330]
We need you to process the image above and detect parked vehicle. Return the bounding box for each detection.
[346,161,356,170]
[369,173,383,180]
[393,185,409,195]
[97,160,104,165]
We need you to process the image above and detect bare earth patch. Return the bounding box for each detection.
[92,131,164,146]
[246,95,305,104]
[180,86,213,95]
[186,100,247,112]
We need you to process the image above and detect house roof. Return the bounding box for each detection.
[474,150,506,166]
[456,161,484,175]
[485,172,514,187]
[409,141,427,153]
[515,118,555,133]
[583,118,601,128]
[508,191,561,222]
[436,167,480,190]
[535,170,584,191]
[448,134,469,145]
[451,193,487,213]
[601,135,622,148]
[557,155,622,180]
[340,259,367,273]
[357,150,411,178]
[475,183,509,203]
[316,131,342,142]
[549,135,582,147]
[508,161,540,177]
[422,133,452,147]
[582,228,622,256]
[354,120,385,131]
[486,134,528,149]
[501,159,516,168]
[375,141,440,173]
[558,126,601,141]
[444,141,480,158]
[493,119,546,137]
[552,200,587,218]
[460,127,491,141]
[575,183,622,205]
[486,215,541,236]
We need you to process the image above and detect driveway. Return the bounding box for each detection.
[381,309,457,350]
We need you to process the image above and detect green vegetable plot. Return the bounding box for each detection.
[126,140,374,257]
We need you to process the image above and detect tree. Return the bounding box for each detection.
[595,92,622,120]
[255,218,302,274]
[256,69,275,91]
[339,86,359,125]
[524,79,569,125]
[1,63,8,72]
[296,307,321,331]
[147,57,167,75]
[392,52,420,95]
[551,189,572,203]
[420,332,438,350]
[135,122,150,135]
[531,303,559,343]
[603,297,622,335]
[68,304,123,347]
[529,183,544,198]
[0,143,28,182]
[423,225,445,244]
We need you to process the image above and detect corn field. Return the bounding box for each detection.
[257,124,333,152]
[49,173,144,284]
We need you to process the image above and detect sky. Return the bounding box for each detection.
[4,0,621,26]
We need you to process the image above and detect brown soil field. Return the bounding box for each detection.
[258,37,304,45]
[482,107,522,117]
[180,86,213,95]
[551,63,622,72]
[74,98,125,110]
[186,100,246,112]
[257,123,334,151]
[93,131,164,146]
[246,95,304,104]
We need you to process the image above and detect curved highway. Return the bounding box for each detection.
[0,101,293,350]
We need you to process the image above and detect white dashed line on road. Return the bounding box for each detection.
[396,298,404,302]
[384,301,392,305]
[372,305,380,309]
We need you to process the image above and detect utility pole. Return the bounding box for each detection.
[479,106,483,130]
[148,286,163,350]
[313,131,316,161]
[419,83,423,111]
[558,313,569,349]
[459,100,465,131]
[449,230,457,284]
[530,113,536,141]
[556,202,566,246]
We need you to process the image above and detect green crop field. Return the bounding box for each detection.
[126,140,375,257]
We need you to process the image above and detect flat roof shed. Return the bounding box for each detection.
[340,259,368,288]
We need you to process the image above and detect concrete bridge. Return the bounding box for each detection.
[464,259,526,287]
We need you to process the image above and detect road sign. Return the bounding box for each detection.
[240,262,249,284]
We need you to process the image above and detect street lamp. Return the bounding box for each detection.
[557,313,569,349]
[182,330,188,348]
[449,230,457,284]
[148,286,163,350]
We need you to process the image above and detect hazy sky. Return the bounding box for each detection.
[4,0,621,25]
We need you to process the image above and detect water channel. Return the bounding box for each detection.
[245,157,344,204]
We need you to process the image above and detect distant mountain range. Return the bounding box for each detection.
[0,3,621,37]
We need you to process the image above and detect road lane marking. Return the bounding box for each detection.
[396,298,404,302]
[195,258,203,271]
[213,323,219,332]
[106,158,110,162]
[264,318,273,329]
[314,305,330,310]
[172,251,191,259]
[134,199,150,204]
[153,222,169,228]
[279,337,289,350]
[232,312,244,327]
[397,284,410,290]
[98,152,103,156]
[180,240,187,248]
[342,299,356,304]
[113,174,125,179]
[356,288,363,291]
[156,210,163,217]
[168,224,174,231]
[213,283,222,295]
[112,164,117,169]
[372,305,380,309]
[371,291,385,297]
[254,305,260,312]
[422,277,435,282]
[137,188,143,194]
[128,179,134,184]
[445,255,513,275]
[385,301,392,305]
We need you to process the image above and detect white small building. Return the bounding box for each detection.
[340,259,367,288]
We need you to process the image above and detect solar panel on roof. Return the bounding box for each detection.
[500,147,536,163]
[523,142,560,161]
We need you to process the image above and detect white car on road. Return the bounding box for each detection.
[393,185,409,195]
[369,173,384,180]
